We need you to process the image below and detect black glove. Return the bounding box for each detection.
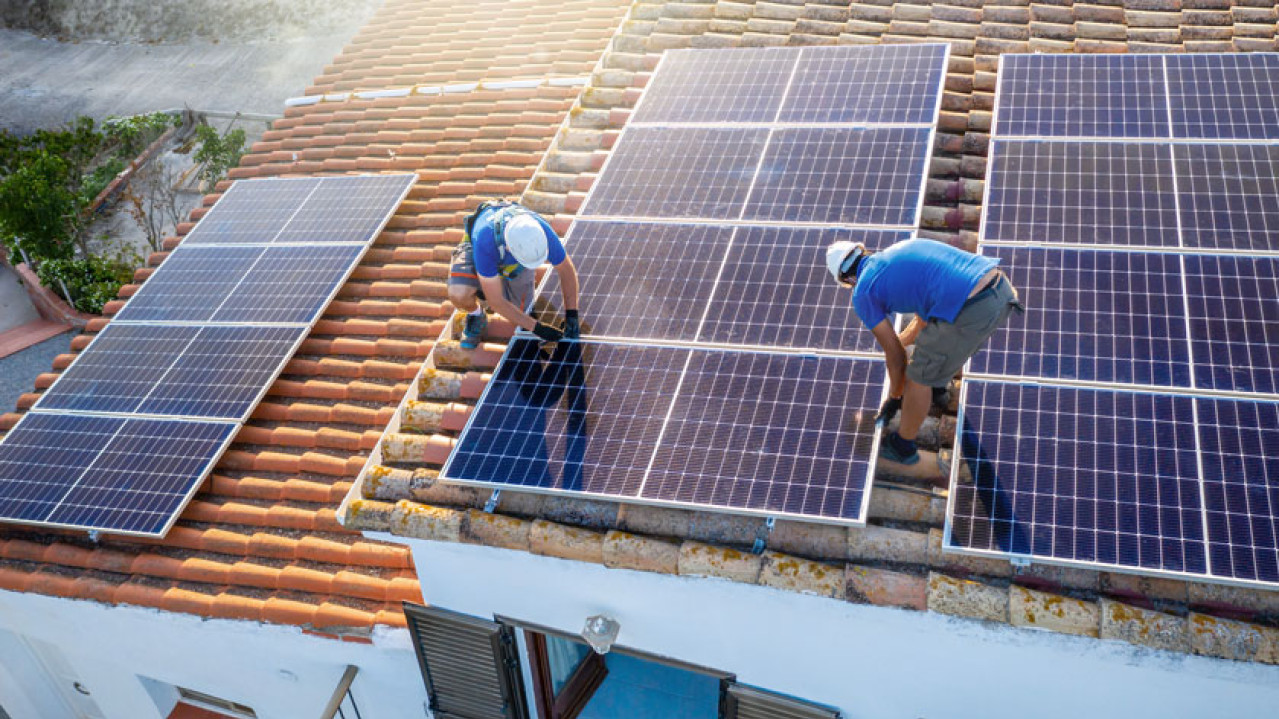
[563,309,581,339]
[876,396,902,425]
[532,321,564,343]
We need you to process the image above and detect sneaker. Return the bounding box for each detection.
[879,435,921,466]
[459,311,488,349]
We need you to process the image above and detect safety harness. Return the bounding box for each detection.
[462,200,530,279]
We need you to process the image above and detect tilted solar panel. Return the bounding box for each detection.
[180,178,322,245]
[0,413,236,536]
[1166,53,1279,141]
[1174,143,1279,253]
[994,54,1169,139]
[778,44,948,125]
[1183,255,1279,396]
[1198,398,1279,584]
[631,47,798,124]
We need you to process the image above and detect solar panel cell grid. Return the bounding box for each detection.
[1174,143,1279,254]
[970,247,1193,388]
[273,174,416,244]
[982,140,1179,247]
[995,54,1170,139]
[580,127,770,219]
[181,178,321,245]
[1183,255,1279,396]
[1167,53,1279,141]
[950,381,1208,576]
[111,246,264,323]
[643,351,883,521]
[631,47,799,124]
[780,44,947,125]
[35,325,202,415]
[744,127,931,226]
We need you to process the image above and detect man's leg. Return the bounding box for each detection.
[447,242,488,349]
[897,377,932,442]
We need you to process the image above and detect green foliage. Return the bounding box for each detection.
[35,253,136,315]
[103,112,177,158]
[0,151,78,260]
[79,158,126,206]
[193,124,246,193]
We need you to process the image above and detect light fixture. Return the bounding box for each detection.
[581,614,620,654]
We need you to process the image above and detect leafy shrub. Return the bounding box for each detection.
[103,112,177,158]
[193,124,246,193]
[35,253,136,314]
[0,151,78,260]
[79,158,127,207]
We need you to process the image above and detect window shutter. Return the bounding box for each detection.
[726,684,841,719]
[403,602,529,719]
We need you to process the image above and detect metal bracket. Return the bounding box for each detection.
[484,490,502,513]
[1009,554,1032,568]
[751,517,777,555]
[87,530,101,544]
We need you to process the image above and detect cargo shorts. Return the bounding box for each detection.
[448,241,536,311]
[907,272,1023,387]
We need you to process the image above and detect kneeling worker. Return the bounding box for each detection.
[448,202,581,349]
[826,238,1023,466]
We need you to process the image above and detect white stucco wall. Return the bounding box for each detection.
[402,536,1279,719]
[0,589,428,719]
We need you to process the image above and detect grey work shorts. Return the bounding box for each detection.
[907,273,1023,387]
[448,241,536,310]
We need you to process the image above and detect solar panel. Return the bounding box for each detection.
[1183,255,1279,396]
[982,140,1179,247]
[1166,53,1279,141]
[994,54,1169,139]
[113,244,365,324]
[779,44,948,125]
[1174,143,1279,253]
[948,381,1208,576]
[0,413,235,536]
[35,324,306,420]
[698,226,908,353]
[180,174,414,245]
[631,47,799,124]
[969,246,1193,388]
[580,127,770,219]
[744,127,931,226]
[1197,397,1279,584]
[642,350,883,522]
[444,341,884,524]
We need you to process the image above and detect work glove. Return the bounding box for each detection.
[876,396,902,425]
[532,321,564,343]
[563,309,581,339]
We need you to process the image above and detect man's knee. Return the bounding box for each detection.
[448,284,479,311]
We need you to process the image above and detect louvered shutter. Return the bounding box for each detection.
[403,602,529,719]
[726,684,841,719]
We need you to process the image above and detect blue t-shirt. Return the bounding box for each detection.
[471,206,566,278]
[852,239,1000,329]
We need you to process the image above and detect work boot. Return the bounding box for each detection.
[880,431,920,466]
[459,311,488,350]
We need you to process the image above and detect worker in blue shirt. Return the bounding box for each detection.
[447,202,581,349]
[827,238,1023,465]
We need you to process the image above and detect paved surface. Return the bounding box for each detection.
[0,28,367,133]
[0,330,71,413]
[0,265,38,334]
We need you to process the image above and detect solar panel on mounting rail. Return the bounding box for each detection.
[0,413,236,537]
[1174,143,1279,253]
[181,174,415,245]
[631,47,799,124]
[982,140,1179,247]
[112,244,366,324]
[994,54,1169,138]
[969,246,1193,388]
[778,44,949,125]
[442,340,884,524]
[1183,255,1279,396]
[1166,53,1279,141]
[34,324,307,420]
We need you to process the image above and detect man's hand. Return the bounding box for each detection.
[876,396,902,425]
[532,322,564,343]
[899,316,926,347]
[563,309,581,339]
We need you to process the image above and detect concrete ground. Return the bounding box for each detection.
[0,330,71,414]
[0,265,39,334]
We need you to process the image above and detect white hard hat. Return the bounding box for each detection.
[826,241,863,287]
[505,213,549,269]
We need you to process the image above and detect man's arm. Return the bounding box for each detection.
[899,315,927,347]
[555,255,579,311]
[871,319,908,399]
[479,274,539,331]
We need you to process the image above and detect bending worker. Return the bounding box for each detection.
[826,238,1023,466]
[448,201,581,349]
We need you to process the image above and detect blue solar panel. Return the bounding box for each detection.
[970,247,1192,388]
[642,351,883,522]
[0,413,235,536]
[632,47,799,124]
[444,341,884,524]
[744,127,931,226]
[698,226,908,353]
[113,244,365,324]
[1198,398,1279,584]
[35,324,306,420]
[995,54,1170,138]
[1183,255,1279,396]
[181,178,321,245]
[1174,143,1279,253]
[982,140,1179,247]
[1166,53,1279,141]
[580,127,770,219]
[779,44,948,125]
[948,381,1208,576]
